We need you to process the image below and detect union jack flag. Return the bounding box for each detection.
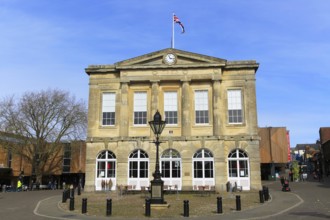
[174,14,185,33]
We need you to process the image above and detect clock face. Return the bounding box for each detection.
[164,53,176,65]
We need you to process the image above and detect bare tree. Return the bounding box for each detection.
[0,89,87,184]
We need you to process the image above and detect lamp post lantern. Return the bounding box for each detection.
[148,110,166,204]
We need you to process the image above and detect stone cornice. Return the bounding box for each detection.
[225,61,259,71]
[85,65,117,75]
[115,63,225,70]
[86,135,260,143]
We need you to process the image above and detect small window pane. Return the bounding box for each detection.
[194,161,203,178]
[204,150,213,158]
[193,150,203,158]
[204,161,213,178]
[162,161,170,178]
[106,161,116,178]
[139,150,148,158]
[229,161,237,177]
[97,161,106,177]
[140,161,148,178]
[172,161,181,178]
[129,161,138,178]
[107,151,116,159]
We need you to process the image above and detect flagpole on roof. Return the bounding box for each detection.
[172,12,175,48]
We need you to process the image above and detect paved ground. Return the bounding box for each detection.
[1,178,329,220]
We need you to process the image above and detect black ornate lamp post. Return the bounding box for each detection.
[148,110,166,204]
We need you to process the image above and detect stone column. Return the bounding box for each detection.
[84,143,96,192]
[181,80,191,137]
[212,80,222,136]
[87,84,98,137]
[119,82,129,137]
[246,78,258,134]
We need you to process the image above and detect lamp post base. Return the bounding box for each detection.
[150,179,166,204]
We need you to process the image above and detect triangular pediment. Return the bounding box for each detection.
[114,48,227,69]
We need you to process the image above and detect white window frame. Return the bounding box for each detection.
[227,90,243,124]
[227,149,250,190]
[133,92,147,125]
[194,90,209,124]
[128,149,150,189]
[102,93,116,126]
[95,150,116,191]
[164,91,178,125]
[161,149,182,190]
[192,149,215,188]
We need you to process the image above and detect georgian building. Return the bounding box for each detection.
[84,48,261,192]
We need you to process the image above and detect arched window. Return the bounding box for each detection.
[161,149,182,189]
[161,149,181,178]
[128,149,149,178]
[228,149,249,178]
[96,150,116,178]
[193,149,214,179]
[192,149,215,188]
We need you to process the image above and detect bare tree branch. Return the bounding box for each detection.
[0,89,87,182]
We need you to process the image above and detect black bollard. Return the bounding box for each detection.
[217,197,223,214]
[69,197,74,211]
[62,190,67,203]
[70,188,75,198]
[145,198,151,217]
[259,190,264,203]
[183,200,189,217]
[236,195,241,211]
[106,199,112,216]
[66,189,70,201]
[82,198,87,214]
[263,186,269,201]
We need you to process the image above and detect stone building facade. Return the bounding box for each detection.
[84,48,261,192]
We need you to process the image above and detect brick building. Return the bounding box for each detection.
[319,127,330,176]
[258,127,290,180]
[0,132,85,190]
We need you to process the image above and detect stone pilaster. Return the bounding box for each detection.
[119,82,129,137]
[181,80,191,137]
[212,80,222,136]
[150,81,159,116]
[246,79,258,134]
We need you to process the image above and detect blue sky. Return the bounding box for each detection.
[1,0,329,147]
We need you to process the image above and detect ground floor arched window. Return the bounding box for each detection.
[95,150,116,191]
[192,149,215,189]
[161,149,182,190]
[128,149,149,189]
[228,148,250,190]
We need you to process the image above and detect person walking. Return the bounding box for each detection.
[17,179,22,192]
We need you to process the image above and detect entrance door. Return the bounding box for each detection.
[228,149,250,190]
[160,149,182,190]
[128,149,149,190]
[95,150,116,191]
